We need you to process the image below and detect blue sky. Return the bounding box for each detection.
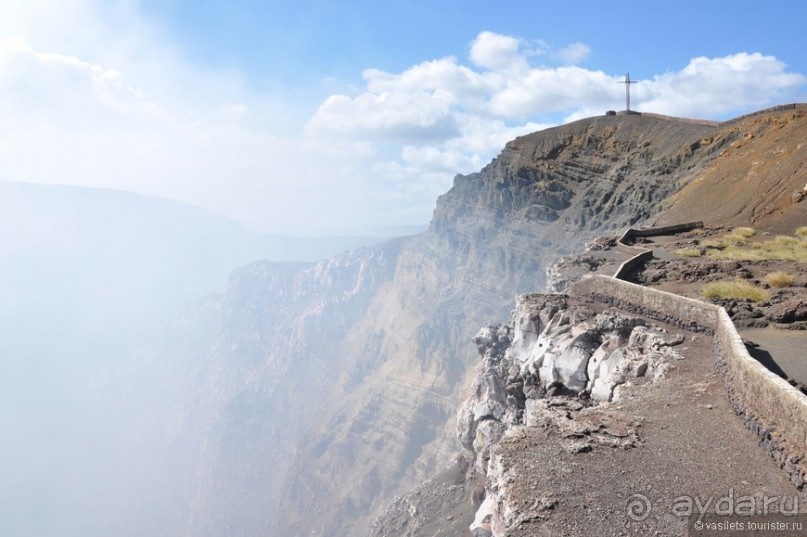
[140,1,807,87]
[1,0,806,234]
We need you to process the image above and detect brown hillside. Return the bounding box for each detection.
[654,105,807,233]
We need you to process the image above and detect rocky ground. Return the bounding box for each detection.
[628,247,807,331]
[478,302,807,536]
[370,459,475,537]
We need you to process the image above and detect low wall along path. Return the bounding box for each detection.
[570,222,807,488]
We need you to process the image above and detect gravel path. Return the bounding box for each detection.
[494,306,806,536]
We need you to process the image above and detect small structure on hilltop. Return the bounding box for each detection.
[621,72,637,111]
[608,73,642,116]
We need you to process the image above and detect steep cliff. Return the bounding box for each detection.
[456,295,684,536]
[149,107,807,536]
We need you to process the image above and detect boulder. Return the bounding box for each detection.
[768,299,807,323]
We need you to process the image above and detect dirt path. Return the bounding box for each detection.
[495,304,806,536]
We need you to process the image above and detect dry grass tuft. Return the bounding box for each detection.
[707,246,765,261]
[775,235,800,247]
[704,231,807,262]
[732,227,756,238]
[796,226,807,238]
[703,279,769,302]
[703,238,726,249]
[674,248,702,257]
[764,271,796,288]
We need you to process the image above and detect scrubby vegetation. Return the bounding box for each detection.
[701,239,724,249]
[703,279,769,302]
[700,229,807,262]
[674,248,702,257]
[764,271,796,288]
[701,228,755,250]
[732,227,756,239]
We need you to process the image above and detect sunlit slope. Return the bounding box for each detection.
[655,106,807,232]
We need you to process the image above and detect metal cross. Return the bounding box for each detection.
[620,73,637,112]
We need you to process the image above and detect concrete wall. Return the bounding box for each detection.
[619,221,704,244]
[571,274,719,332]
[613,249,653,280]
[714,308,807,486]
[613,221,702,277]
[615,240,647,256]
[615,221,702,256]
[571,251,807,487]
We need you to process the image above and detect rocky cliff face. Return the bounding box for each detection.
[147,108,807,536]
[455,295,684,536]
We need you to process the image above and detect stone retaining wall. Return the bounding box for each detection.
[570,230,807,487]
[619,221,704,244]
[615,240,647,256]
[614,221,703,275]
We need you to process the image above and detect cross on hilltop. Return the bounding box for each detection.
[620,73,637,112]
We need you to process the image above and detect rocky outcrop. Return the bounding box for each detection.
[369,458,475,537]
[544,253,609,293]
[455,294,684,536]
[767,298,807,324]
[431,114,718,272]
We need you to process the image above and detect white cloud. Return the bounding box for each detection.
[446,115,553,155]
[486,66,617,119]
[364,58,497,106]
[306,89,459,141]
[392,116,552,178]
[638,53,806,118]
[556,42,591,65]
[0,36,372,234]
[469,31,528,73]
[0,37,157,125]
[400,145,483,175]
